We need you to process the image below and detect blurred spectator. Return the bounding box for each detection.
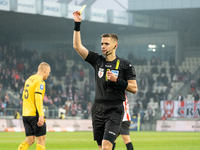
[65,99,71,116]
[169,56,175,66]
[197,75,200,90]
[19,86,24,99]
[56,82,63,94]
[161,74,169,86]
[73,92,79,103]
[54,96,62,108]
[79,68,84,82]
[151,65,158,74]
[132,104,140,117]
[145,89,154,103]
[61,91,67,105]
[17,61,24,73]
[142,96,149,109]
[147,106,153,130]
[157,58,162,65]
[159,90,165,101]
[4,92,9,103]
[150,56,157,66]
[177,93,184,101]
[84,88,91,102]
[156,74,162,86]
[153,90,160,104]
[139,76,146,90]
[160,66,166,74]
[0,99,5,116]
[147,73,154,90]
[87,102,92,115]
[71,102,77,116]
[190,79,196,92]
[127,51,134,63]
[77,103,83,114]
[137,90,144,99]
[193,92,200,101]
[172,74,178,82]
[169,65,175,80]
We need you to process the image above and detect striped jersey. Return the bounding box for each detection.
[122,95,131,121]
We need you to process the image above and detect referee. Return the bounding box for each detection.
[73,11,137,150]
[18,62,51,150]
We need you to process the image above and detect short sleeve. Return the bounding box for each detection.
[85,51,99,67]
[124,62,136,81]
[35,81,45,94]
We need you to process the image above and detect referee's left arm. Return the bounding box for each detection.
[126,80,138,94]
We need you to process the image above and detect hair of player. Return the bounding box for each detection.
[101,33,118,43]
[38,62,50,71]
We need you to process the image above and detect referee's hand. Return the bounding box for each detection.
[73,11,82,22]
[37,116,44,127]
[107,70,117,82]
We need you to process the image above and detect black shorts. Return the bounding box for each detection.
[92,101,124,145]
[119,121,130,135]
[23,116,46,137]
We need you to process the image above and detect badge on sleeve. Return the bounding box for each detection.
[40,84,44,90]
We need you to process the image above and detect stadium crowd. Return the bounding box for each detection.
[0,42,199,120]
[0,42,94,118]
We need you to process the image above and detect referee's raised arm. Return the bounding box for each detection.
[73,11,89,60]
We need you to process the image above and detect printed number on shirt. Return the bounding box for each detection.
[24,84,29,99]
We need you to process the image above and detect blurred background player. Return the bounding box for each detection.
[112,95,134,150]
[59,112,64,119]
[18,62,51,150]
[14,110,20,119]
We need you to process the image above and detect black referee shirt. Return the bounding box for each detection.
[85,51,136,102]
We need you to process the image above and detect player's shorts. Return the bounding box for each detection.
[23,116,46,137]
[92,100,124,145]
[119,121,130,135]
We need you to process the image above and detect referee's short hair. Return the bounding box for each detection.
[101,33,118,43]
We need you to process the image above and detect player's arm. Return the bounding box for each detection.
[73,11,89,60]
[107,62,138,94]
[126,80,138,94]
[107,71,138,94]
[35,82,45,126]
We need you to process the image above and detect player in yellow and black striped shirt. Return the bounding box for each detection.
[18,62,51,150]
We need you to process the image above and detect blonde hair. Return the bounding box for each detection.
[38,62,50,71]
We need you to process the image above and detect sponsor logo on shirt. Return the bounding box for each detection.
[111,70,119,77]
[98,68,104,78]
[40,84,44,90]
[105,64,112,67]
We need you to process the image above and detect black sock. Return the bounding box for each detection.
[112,143,116,150]
[126,142,133,150]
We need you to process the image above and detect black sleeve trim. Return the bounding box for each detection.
[35,92,42,95]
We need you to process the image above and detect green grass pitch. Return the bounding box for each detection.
[0,131,200,150]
